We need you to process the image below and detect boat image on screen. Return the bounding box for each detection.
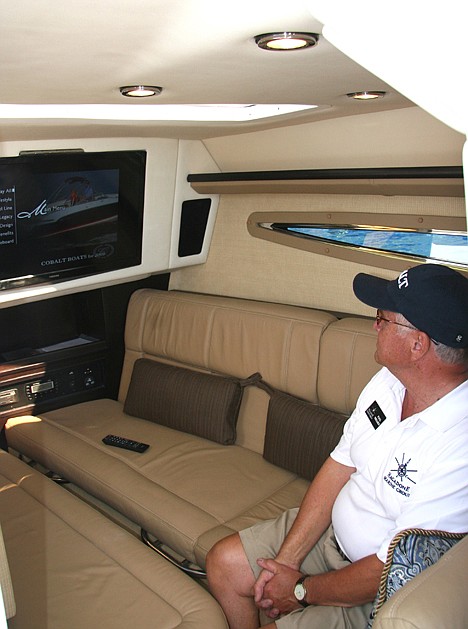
[17,171,119,240]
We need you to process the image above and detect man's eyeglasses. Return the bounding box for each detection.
[375,310,415,331]
[375,310,439,345]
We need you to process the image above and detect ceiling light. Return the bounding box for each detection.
[347,91,386,100]
[255,32,319,51]
[120,85,163,98]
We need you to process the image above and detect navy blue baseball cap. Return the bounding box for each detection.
[353,264,468,348]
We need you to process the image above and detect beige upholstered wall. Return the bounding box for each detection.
[169,192,465,316]
[203,108,465,172]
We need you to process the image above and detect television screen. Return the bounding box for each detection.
[0,150,146,290]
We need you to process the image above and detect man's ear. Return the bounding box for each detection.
[411,332,430,357]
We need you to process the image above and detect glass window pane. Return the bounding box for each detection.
[275,225,468,267]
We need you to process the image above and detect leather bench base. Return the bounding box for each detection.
[0,450,227,629]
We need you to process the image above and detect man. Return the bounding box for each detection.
[206,263,468,629]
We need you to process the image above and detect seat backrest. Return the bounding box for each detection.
[318,317,379,416]
[120,290,378,453]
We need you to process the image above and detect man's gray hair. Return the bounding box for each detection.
[433,343,468,366]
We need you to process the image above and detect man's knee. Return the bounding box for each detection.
[207,533,241,577]
[206,532,254,593]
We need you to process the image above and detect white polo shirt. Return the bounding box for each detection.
[331,367,468,563]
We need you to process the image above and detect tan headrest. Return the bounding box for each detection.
[318,318,379,415]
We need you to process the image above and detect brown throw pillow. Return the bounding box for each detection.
[124,358,257,445]
[263,391,347,480]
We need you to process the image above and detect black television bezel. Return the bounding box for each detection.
[0,149,146,291]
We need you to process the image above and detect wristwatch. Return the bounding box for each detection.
[294,575,310,607]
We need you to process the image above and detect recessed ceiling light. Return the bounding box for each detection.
[255,32,319,51]
[120,85,163,98]
[347,91,386,100]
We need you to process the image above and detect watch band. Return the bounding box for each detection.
[294,575,310,607]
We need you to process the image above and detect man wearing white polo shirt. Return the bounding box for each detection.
[207,263,468,629]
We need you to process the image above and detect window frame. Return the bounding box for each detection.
[247,211,468,273]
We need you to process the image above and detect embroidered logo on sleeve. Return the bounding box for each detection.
[384,453,418,497]
[365,401,387,429]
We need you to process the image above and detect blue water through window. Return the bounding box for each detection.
[281,226,468,266]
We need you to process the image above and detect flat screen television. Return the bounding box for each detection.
[0,149,146,291]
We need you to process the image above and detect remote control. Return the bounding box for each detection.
[102,434,150,453]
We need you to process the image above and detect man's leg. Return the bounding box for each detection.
[208,512,374,629]
[207,510,300,628]
[206,532,260,629]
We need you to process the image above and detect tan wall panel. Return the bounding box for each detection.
[169,193,465,316]
[203,107,465,172]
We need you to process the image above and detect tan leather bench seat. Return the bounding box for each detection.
[7,401,309,567]
[0,450,228,629]
[6,290,378,569]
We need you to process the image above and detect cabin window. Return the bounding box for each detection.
[247,212,468,272]
[276,225,468,266]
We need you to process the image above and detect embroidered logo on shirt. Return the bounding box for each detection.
[383,454,418,497]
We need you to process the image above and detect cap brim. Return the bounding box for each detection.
[353,273,398,311]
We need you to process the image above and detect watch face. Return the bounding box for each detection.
[294,582,306,601]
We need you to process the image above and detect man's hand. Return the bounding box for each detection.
[252,561,275,607]
[254,558,303,618]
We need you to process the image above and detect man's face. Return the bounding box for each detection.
[373,310,414,368]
